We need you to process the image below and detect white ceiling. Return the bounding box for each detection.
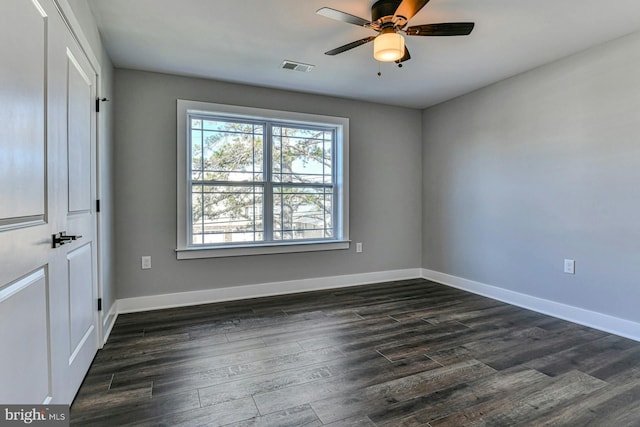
[87,0,640,109]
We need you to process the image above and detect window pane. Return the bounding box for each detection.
[191,184,263,245]
[191,129,203,179]
[272,126,333,184]
[324,134,333,180]
[191,119,263,182]
[273,185,333,240]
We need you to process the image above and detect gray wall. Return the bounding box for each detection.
[66,0,117,319]
[422,31,640,323]
[114,69,422,299]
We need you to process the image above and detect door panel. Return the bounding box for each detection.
[67,243,95,362]
[0,0,46,223]
[67,51,93,213]
[0,0,49,286]
[0,269,51,404]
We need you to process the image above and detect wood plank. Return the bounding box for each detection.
[297,318,436,352]
[430,370,606,426]
[152,346,344,397]
[109,341,301,389]
[375,321,471,361]
[132,396,259,427]
[309,359,496,424]
[94,336,267,378]
[322,415,376,427]
[71,389,200,426]
[198,365,333,407]
[517,382,640,426]
[224,311,368,343]
[253,355,442,415]
[477,328,608,371]
[220,404,321,427]
[369,368,549,426]
[522,334,640,377]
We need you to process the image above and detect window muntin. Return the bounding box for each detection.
[186,111,342,249]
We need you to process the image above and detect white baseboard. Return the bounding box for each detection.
[421,268,640,342]
[101,302,118,345]
[117,268,423,314]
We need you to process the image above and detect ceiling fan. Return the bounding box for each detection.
[317,0,474,64]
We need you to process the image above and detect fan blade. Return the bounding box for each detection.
[324,36,376,55]
[393,0,431,22]
[406,22,475,36]
[316,7,371,27]
[396,47,411,63]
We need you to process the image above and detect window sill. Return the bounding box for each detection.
[176,240,350,260]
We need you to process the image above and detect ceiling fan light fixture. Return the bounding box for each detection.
[373,31,404,62]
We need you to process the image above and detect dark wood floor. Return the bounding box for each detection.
[71,279,640,426]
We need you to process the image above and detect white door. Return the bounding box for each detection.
[0,0,99,404]
[57,18,100,403]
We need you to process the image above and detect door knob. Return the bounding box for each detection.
[52,231,83,248]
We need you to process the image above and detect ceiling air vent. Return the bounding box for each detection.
[281,60,315,73]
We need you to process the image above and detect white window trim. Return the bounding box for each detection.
[176,99,349,259]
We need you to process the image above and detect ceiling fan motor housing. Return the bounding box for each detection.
[372,0,402,23]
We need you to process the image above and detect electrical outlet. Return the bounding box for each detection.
[141,256,151,270]
[564,259,575,274]
[356,242,363,253]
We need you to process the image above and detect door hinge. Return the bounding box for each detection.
[97,298,102,311]
[96,97,109,112]
[96,199,101,213]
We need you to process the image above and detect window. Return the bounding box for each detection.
[177,100,349,259]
